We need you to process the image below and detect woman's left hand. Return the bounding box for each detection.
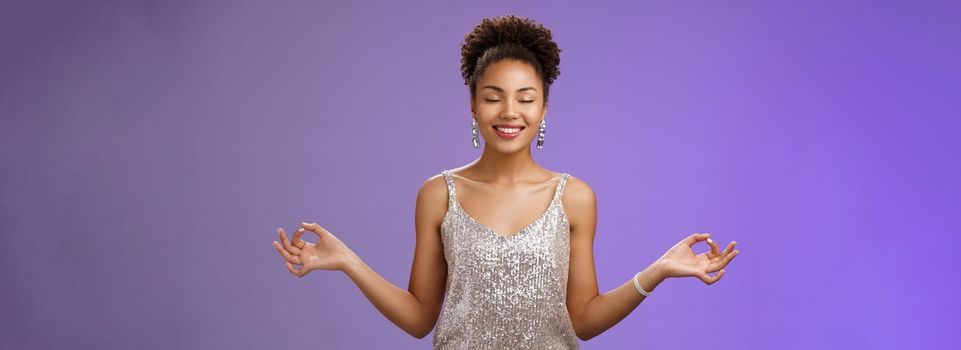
[655,232,739,285]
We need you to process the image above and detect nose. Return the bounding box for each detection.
[501,102,520,120]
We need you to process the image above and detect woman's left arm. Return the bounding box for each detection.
[563,177,739,341]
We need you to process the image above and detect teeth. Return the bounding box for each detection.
[495,126,521,133]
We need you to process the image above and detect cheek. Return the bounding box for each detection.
[473,106,498,122]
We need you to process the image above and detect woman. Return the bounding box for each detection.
[272,14,739,349]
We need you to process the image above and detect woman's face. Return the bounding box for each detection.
[471,59,547,154]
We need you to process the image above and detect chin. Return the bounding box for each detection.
[489,141,530,154]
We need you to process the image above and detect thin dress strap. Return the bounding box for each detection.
[553,173,570,206]
[441,170,456,207]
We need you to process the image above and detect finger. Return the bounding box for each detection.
[697,269,725,285]
[709,249,739,271]
[293,228,307,248]
[720,241,737,257]
[278,228,301,254]
[301,222,327,237]
[273,241,302,265]
[706,237,720,257]
[285,261,305,278]
[694,270,714,284]
[684,232,711,247]
[292,228,307,248]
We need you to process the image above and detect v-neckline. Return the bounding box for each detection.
[447,171,563,239]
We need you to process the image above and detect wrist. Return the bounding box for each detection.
[647,259,669,284]
[340,249,362,276]
[631,261,667,297]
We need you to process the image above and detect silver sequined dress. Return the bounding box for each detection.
[433,169,580,349]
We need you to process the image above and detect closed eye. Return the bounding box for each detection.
[485,99,535,103]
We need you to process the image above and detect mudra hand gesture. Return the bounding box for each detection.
[656,232,739,284]
[272,222,353,277]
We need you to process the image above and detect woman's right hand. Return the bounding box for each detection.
[272,222,354,277]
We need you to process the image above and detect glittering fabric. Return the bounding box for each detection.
[433,169,579,350]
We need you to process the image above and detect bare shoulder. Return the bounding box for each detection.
[416,173,450,227]
[562,175,596,208]
[420,172,449,198]
[561,175,597,232]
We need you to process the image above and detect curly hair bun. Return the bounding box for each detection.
[460,14,561,102]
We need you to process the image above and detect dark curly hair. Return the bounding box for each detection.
[460,14,561,105]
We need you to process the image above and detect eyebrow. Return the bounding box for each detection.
[481,85,538,93]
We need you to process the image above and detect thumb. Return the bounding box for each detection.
[301,222,327,236]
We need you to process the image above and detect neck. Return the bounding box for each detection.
[469,145,538,183]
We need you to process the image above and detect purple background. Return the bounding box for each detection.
[2,0,959,349]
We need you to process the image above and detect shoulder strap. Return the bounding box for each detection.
[553,173,571,204]
[441,170,456,206]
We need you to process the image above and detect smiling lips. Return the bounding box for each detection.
[492,124,525,139]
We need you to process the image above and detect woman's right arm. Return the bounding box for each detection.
[272,175,449,339]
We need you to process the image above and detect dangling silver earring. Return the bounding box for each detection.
[536,119,546,149]
[471,118,480,148]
